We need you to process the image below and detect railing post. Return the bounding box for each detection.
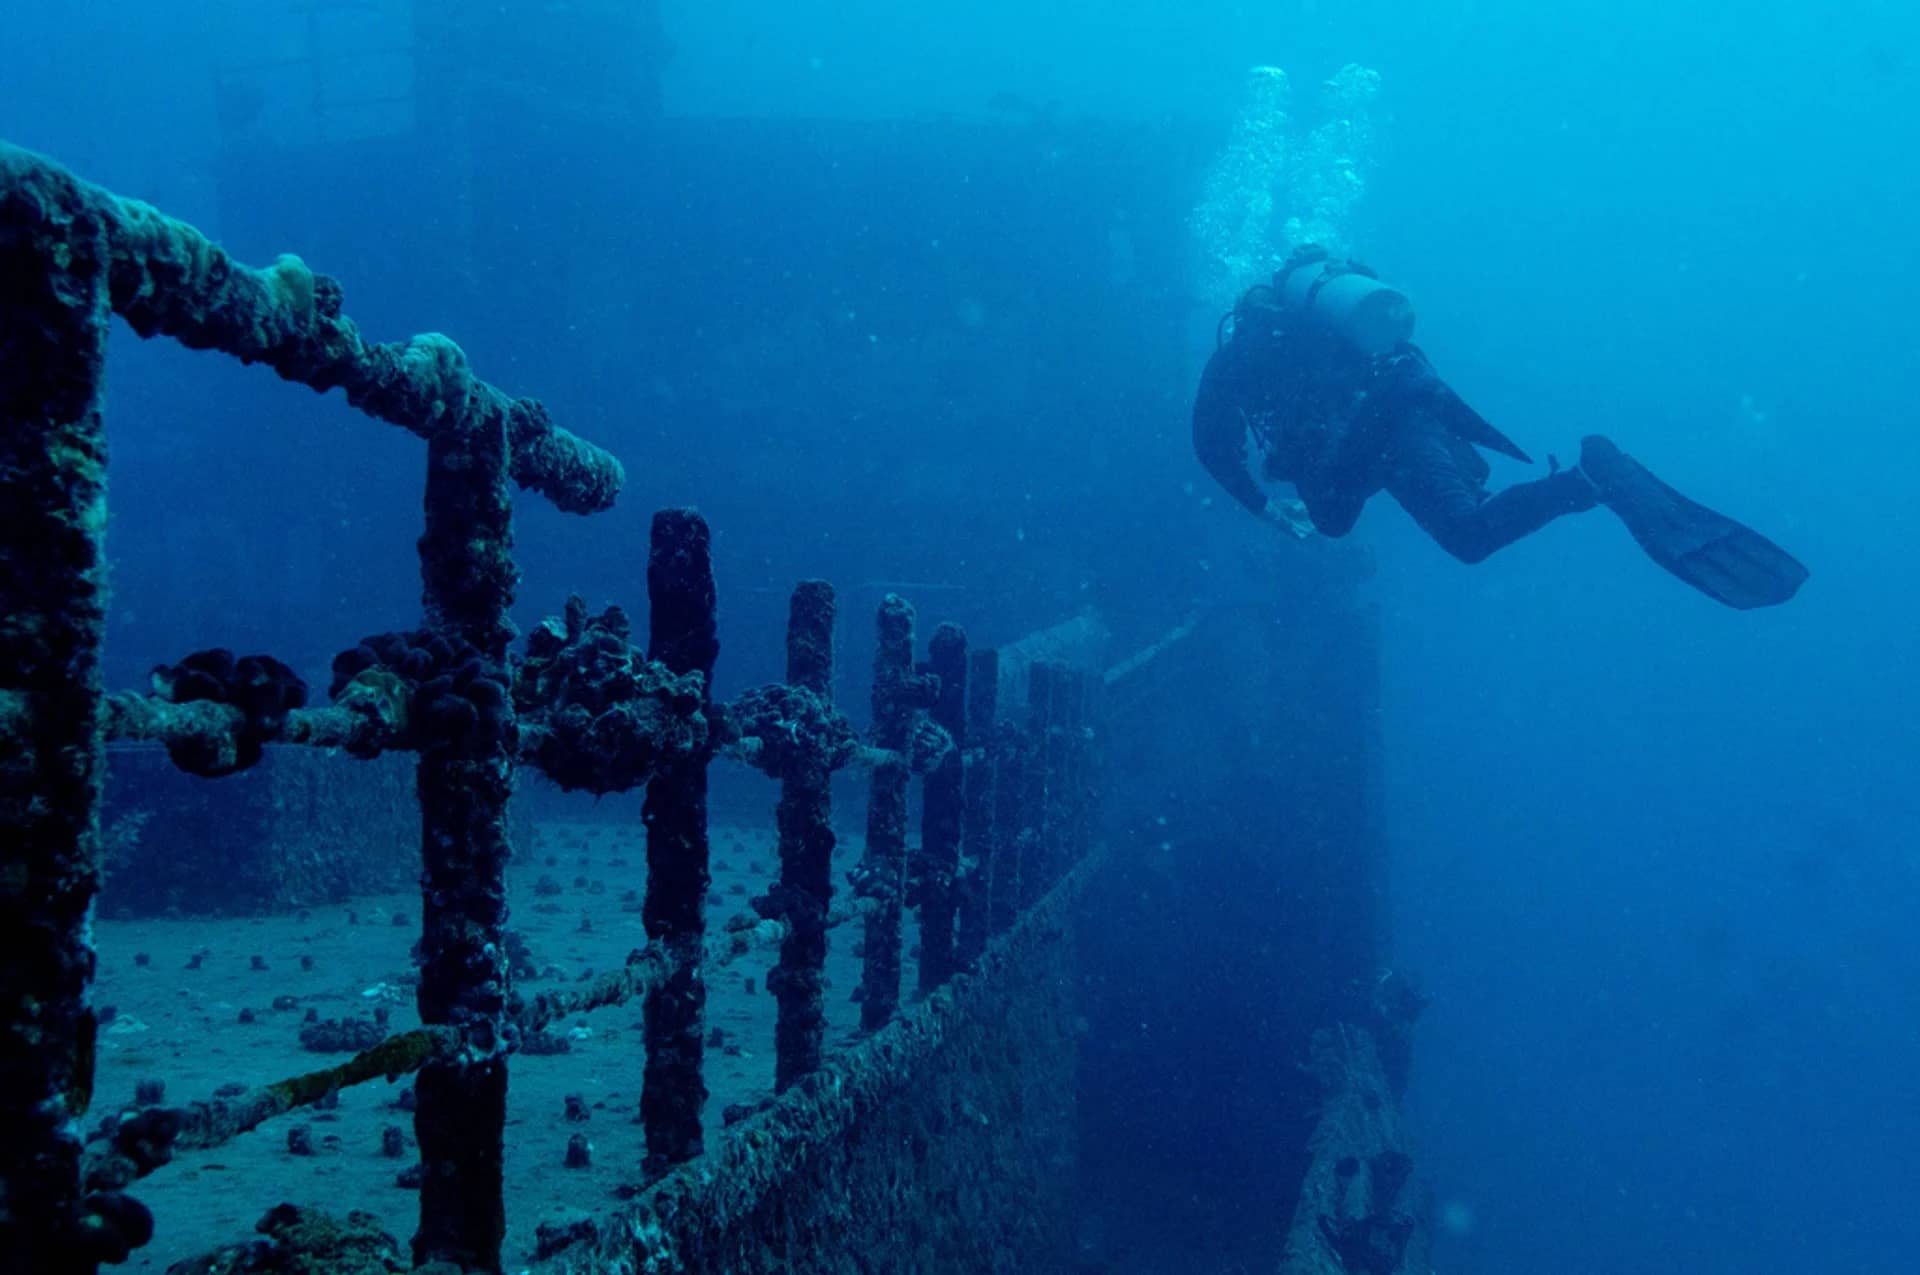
[916,623,967,993]
[641,509,718,1172]
[412,372,519,1270]
[859,595,915,1031]
[954,646,999,967]
[773,580,835,1091]
[0,159,142,1273]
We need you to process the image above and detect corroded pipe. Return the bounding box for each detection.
[640,509,718,1172]
[410,400,519,1271]
[773,580,836,1091]
[0,141,622,515]
[82,1028,462,1195]
[916,623,968,993]
[858,595,917,1031]
[101,694,397,764]
[0,136,150,1273]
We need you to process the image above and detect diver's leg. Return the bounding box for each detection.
[1385,418,1597,564]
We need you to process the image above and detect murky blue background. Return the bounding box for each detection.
[8,3,1916,1271]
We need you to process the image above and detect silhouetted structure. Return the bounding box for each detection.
[3,105,1421,1275]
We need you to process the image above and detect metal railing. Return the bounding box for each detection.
[0,140,1107,1273]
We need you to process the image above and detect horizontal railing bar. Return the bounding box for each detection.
[100,689,916,780]
[1103,610,1205,688]
[0,141,624,516]
[101,693,380,758]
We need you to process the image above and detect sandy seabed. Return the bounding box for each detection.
[92,819,892,1272]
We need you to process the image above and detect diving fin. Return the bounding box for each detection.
[1579,436,1808,609]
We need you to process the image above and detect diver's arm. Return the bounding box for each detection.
[1191,350,1270,517]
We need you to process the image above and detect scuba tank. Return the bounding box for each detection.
[1273,247,1415,355]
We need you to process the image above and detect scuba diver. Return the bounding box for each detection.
[1192,246,1808,609]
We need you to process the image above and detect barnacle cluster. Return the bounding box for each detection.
[330,629,513,756]
[515,595,707,794]
[149,649,307,776]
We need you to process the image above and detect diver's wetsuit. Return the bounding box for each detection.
[1192,316,1597,562]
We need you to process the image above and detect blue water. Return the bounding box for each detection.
[9,3,1917,1272]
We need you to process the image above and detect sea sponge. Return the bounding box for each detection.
[263,253,316,325]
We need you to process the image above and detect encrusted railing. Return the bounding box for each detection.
[0,141,1105,1273]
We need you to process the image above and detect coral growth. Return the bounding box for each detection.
[149,649,308,776]
[165,1203,406,1275]
[515,595,707,794]
[726,682,857,779]
[329,630,513,757]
